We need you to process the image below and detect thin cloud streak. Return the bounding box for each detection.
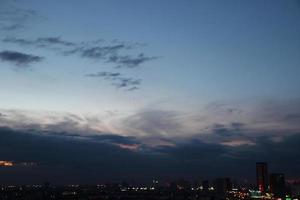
[86,71,141,91]
[3,36,76,47]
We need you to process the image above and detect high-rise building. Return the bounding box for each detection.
[256,162,268,193]
[270,173,285,198]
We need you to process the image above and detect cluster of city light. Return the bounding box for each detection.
[120,187,155,192]
[242,189,299,200]
[0,160,13,167]
[62,191,77,196]
[229,189,250,199]
[0,160,37,167]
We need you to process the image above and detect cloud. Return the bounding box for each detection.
[3,36,75,47]
[109,53,158,68]
[1,104,300,183]
[127,86,139,91]
[87,134,138,145]
[0,50,43,66]
[0,126,148,184]
[36,37,75,47]
[79,45,125,59]
[85,71,121,79]
[3,35,157,88]
[0,112,6,118]
[2,98,300,149]
[86,71,141,91]
[113,78,142,89]
[4,36,158,68]
[122,110,184,137]
[66,46,157,68]
[86,134,141,150]
[221,139,256,147]
[0,1,40,32]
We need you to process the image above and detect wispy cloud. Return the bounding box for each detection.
[65,45,158,68]
[113,78,142,90]
[85,71,121,79]
[86,71,141,91]
[3,36,158,68]
[109,53,158,68]
[3,34,157,90]
[3,36,76,47]
[0,50,43,67]
[0,1,41,32]
[76,45,125,59]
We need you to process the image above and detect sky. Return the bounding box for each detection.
[0,0,300,185]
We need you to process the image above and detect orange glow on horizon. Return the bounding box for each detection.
[0,160,14,167]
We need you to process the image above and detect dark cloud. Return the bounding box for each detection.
[66,45,157,68]
[211,123,231,136]
[87,134,139,146]
[230,122,244,130]
[3,36,75,47]
[113,78,141,89]
[0,50,43,66]
[37,37,75,47]
[0,127,142,184]
[1,98,299,183]
[110,53,158,68]
[227,134,300,176]
[127,86,139,91]
[154,133,300,180]
[210,123,244,137]
[1,125,300,184]
[85,71,121,79]
[86,71,141,91]
[79,45,125,59]
[1,100,300,183]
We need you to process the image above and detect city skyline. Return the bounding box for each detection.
[0,0,300,184]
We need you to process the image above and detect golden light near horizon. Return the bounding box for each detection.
[0,160,14,167]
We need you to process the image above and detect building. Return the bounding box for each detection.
[256,162,268,193]
[270,173,285,198]
[289,180,300,197]
[214,178,232,196]
[202,180,209,191]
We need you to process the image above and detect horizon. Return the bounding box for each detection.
[0,0,300,185]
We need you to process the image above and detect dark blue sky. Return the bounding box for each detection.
[0,0,300,184]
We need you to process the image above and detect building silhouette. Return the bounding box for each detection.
[202,180,209,191]
[256,162,268,193]
[214,178,232,196]
[270,173,285,198]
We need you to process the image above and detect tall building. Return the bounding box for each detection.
[256,162,268,193]
[270,173,285,198]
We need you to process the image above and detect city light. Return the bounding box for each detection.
[0,160,14,167]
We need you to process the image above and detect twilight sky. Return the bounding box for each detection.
[0,0,300,184]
